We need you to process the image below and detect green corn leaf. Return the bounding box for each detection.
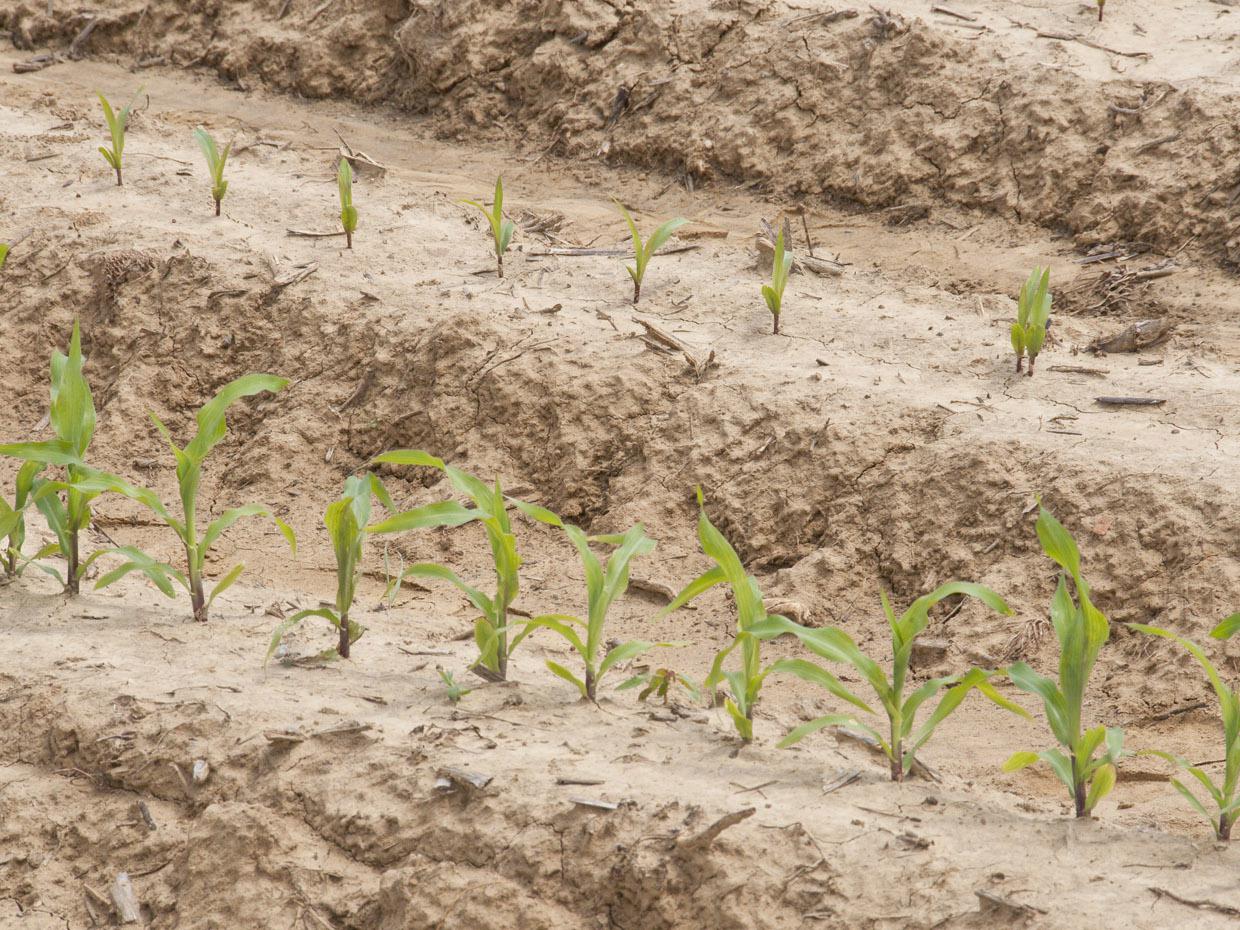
[207,563,245,609]
[1084,763,1116,814]
[1007,661,1072,747]
[546,660,588,698]
[183,374,287,464]
[367,500,482,534]
[0,243,9,271]
[510,614,587,656]
[1212,613,1240,640]
[1036,505,1081,578]
[724,698,753,741]
[777,713,865,749]
[93,546,187,598]
[597,640,667,679]
[766,657,874,715]
[662,565,726,613]
[266,606,339,664]
[401,562,495,618]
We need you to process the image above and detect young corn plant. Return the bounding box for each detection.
[618,666,703,705]
[0,322,102,594]
[194,128,232,216]
[97,91,137,186]
[505,503,666,700]
[1011,267,1051,376]
[368,450,522,680]
[1003,505,1124,818]
[663,489,827,741]
[75,374,295,621]
[1129,620,1240,840]
[762,229,793,334]
[338,159,358,249]
[267,473,390,661]
[0,243,8,272]
[439,668,473,703]
[464,177,515,277]
[747,585,1023,781]
[615,202,688,304]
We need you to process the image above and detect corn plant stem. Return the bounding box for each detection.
[65,526,80,595]
[114,166,122,187]
[773,314,780,335]
[496,254,504,279]
[1220,814,1233,841]
[345,231,353,250]
[338,609,351,658]
[891,740,904,782]
[214,200,221,217]
[1015,356,1023,373]
[585,667,596,701]
[1072,754,1087,817]
[633,280,641,304]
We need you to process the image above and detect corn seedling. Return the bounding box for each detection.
[97,90,138,186]
[0,243,8,272]
[338,159,358,249]
[748,585,1023,780]
[504,503,667,700]
[618,666,703,705]
[0,462,47,579]
[615,201,688,304]
[194,128,232,216]
[74,374,295,621]
[1003,506,1123,818]
[762,229,793,334]
[439,668,472,703]
[464,177,515,277]
[1011,267,1051,376]
[0,322,102,594]
[267,474,390,662]
[662,489,815,740]
[368,450,523,680]
[1129,620,1240,840]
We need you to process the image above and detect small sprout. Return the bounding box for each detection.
[0,243,8,272]
[369,450,527,681]
[762,229,793,334]
[193,127,232,216]
[97,90,138,186]
[751,584,1023,781]
[77,375,296,621]
[1131,619,1240,840]
[1003,506,1124,818]
[439,668,473,704]
[618,667,703,705]
[0,321,102,594]
[268,473,388,661]
[1011,267,1051,376]
[615,201,688,304]
[338,159,358,249]
[505,504,671,701]
[464,177,515,277]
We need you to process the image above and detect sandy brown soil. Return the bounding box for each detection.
[4,2,1240,927]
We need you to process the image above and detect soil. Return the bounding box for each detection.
[3,2,1240,928]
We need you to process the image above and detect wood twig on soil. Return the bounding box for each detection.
[678,808,756,851]
[1048,365,1107,376]
[1035,30,1151,58]
[13,53,61,73]
[931,5,978,21]
[1095,396,1166,407]
[287,228,347,239]
[1089,318,1174,354]
[1149,887,1240,918]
